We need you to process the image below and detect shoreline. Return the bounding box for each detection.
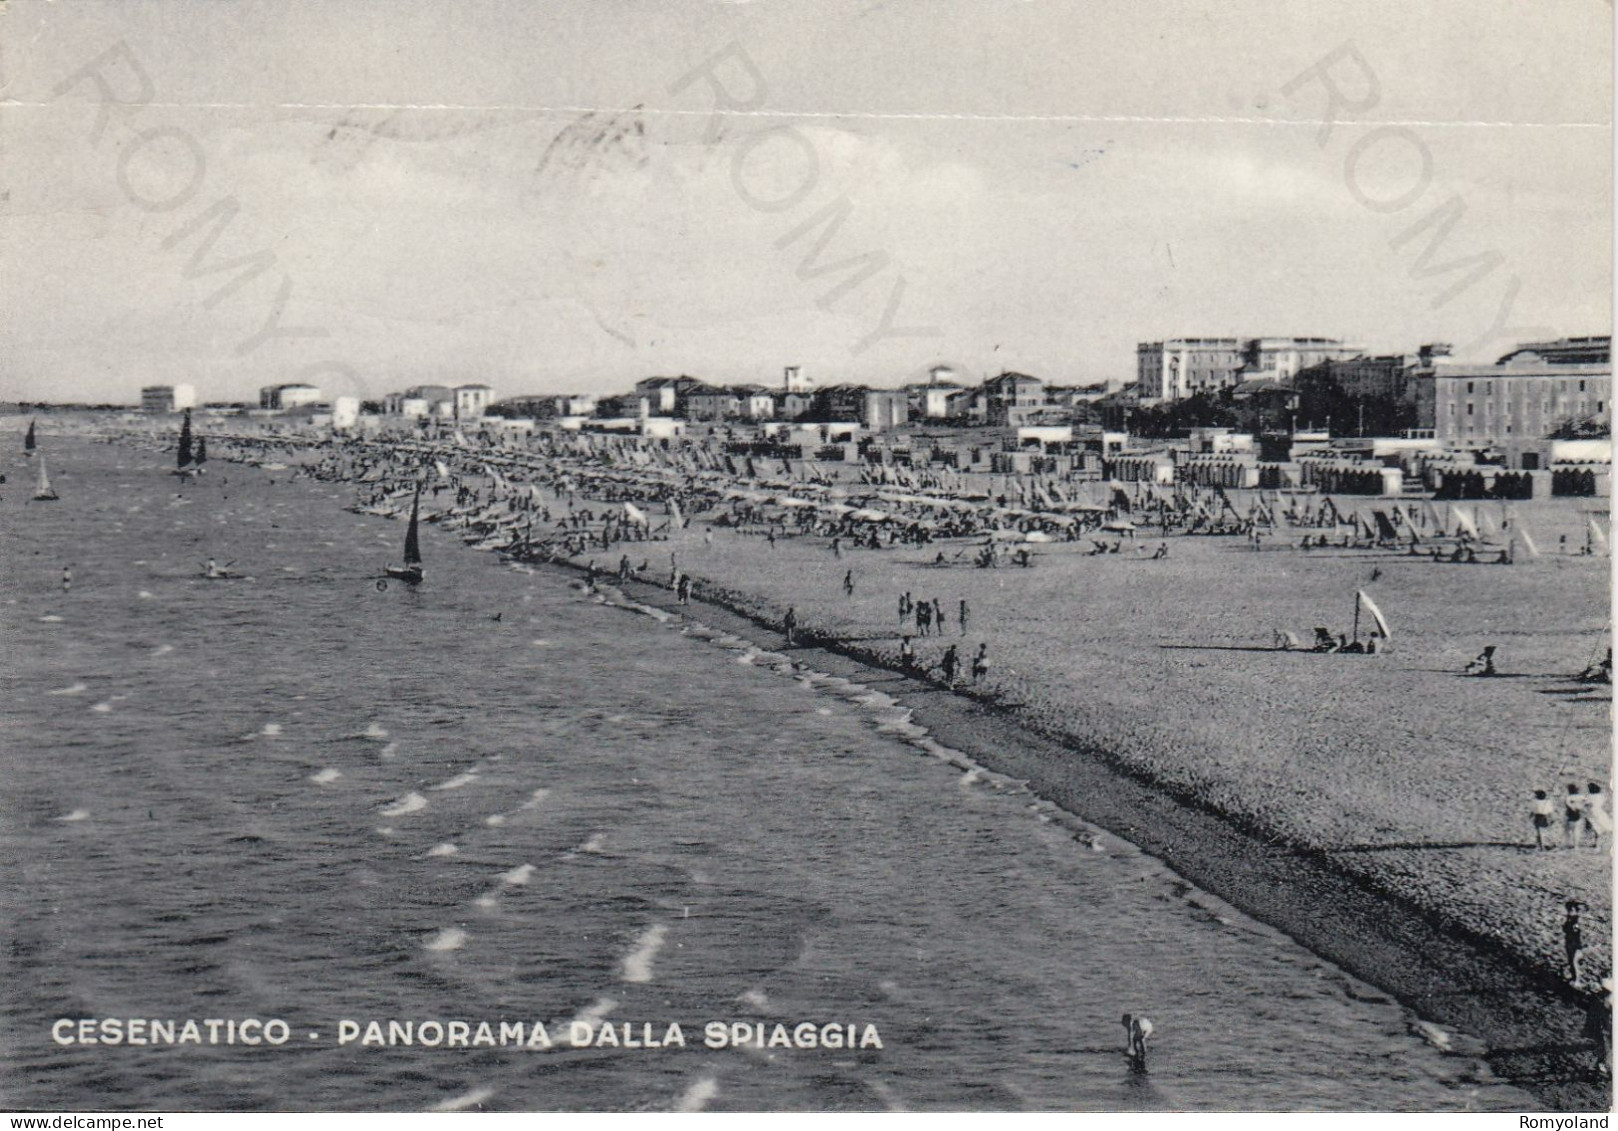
[61,426,1612,1106]
[574,558,1610,1110]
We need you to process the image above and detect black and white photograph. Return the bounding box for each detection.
[0,0,1611,1117]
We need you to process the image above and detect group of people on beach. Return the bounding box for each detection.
[1532,782,1611,851]
[896,591,969,638]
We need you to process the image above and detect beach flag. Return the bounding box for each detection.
[1356,590,1392,640]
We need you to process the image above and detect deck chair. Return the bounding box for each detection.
[1311,627,1337,652]
[1273,629,1302,651]
[1464,645,1498,676]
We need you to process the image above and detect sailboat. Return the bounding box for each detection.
[33,454,59,501]
[383,489,425,584]
[173,409,202,477]
[23,419,36,458]
[1350,589,1390,650]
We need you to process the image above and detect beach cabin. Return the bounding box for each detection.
[640,417,684,439]
[1017,425,1074,449]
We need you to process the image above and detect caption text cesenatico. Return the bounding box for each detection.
[51,1018,884,1051]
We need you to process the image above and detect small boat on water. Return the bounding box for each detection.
[202,557,243,580]
[24,419,36,458]
[383,489,425,584]
[33,454,59,501]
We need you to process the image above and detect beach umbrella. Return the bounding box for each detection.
[1451,506,1479,539]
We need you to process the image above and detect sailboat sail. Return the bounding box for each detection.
[1356,590,1391,640]
[34,454,58,500]
[24,419,36,455]
[177,410,194,469]
[403,492,422,566]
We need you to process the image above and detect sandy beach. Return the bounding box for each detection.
[653,498,1612,970]
[561,484,1612,1104]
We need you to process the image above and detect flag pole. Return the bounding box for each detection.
[1352,593,1361,645]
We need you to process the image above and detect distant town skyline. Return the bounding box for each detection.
[1,0,1609,405]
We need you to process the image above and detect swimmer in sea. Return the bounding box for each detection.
[1123,1013,1153,1071]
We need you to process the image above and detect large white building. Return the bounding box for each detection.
[140,384,196,412]
[453,384,493,420]
[1137,337,1364,401]
[260,383,323,410]
[1137,339,1244,401]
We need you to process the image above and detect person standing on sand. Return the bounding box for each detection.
[1565,784,1588,849]
[782,607,797,646]
[959,598,969,636]
[1122,1014,1153,1071]
[972,643,990,684]
[676,574,692,605]
[1532,790,1556,850]
[1584,783,1611,846]
[61,566,72,593]
[932,597,945,634]
[899,636,915,670]
[832,536,842,559]
[899,592,911,632]
[940,644,959,686]
[1564,899,1586,982]
[842,569,855,597]
[1586,978,1612,1075]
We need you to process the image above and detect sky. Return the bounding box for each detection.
[0,0,1610,404]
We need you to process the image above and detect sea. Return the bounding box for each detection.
[0,435,1532,1111]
